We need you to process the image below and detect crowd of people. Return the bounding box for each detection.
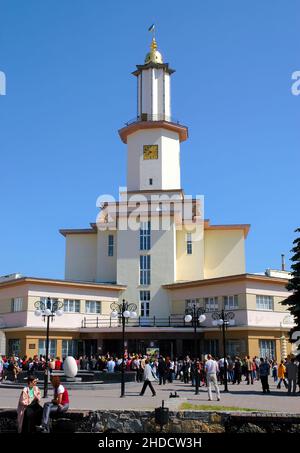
[2,351,300,394]
[1,351,300,433]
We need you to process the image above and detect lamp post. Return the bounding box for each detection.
[184,302,206,395]
[110,299,137,398]
[211,309,235,392]
[34,297,63,398]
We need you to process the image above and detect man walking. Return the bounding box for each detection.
[286,357,298,395]
[205,354,220,401]
[245,356,254,385]
[259,357,270,393]
[139,359,156,397]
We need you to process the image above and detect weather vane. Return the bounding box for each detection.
[148,23,155,39]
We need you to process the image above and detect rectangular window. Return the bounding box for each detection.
[223,295,238,310]
[62,340,78,358]
[256,295,273,311]
[11,297,23,312]
[185,299,201,310]
[39,297,59,311]
[259,339,276,359]
[38,339,57,358]
[204,297,218,312]
[85,300,101,314]
[204,339,219,357]
[226,340,246,357]
[186,233,192,255]
[8,339,21,356]
[140,255,151,285]
[63,299,80,313]
[140,221,151,251]
[108,235,114,256]
[140,290,150,318]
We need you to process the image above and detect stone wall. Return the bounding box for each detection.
[1,409,300,433]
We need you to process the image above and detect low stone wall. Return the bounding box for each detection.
[1,409,300,433]
[16,370,136,384]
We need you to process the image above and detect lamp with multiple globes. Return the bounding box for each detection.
[34,297,64,397]
[110,299,137,397]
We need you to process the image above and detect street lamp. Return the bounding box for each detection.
[184,302,206,395]
[110,299,137,398]
[211,309,235,392]
[34,297,63,397]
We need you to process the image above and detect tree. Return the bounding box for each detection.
[281,228,300,343]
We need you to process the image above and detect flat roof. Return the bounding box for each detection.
[163,273,289,289]
[60,219,250,238]
[0,276,126,291]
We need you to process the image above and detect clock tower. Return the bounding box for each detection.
[119,37,188,193]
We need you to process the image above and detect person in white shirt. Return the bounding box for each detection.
[139,360,157,396]
[205,354,221,401]
[106,358,116,373]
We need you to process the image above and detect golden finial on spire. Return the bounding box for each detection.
[145,24,163,64]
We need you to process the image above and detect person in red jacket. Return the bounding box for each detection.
[37,376,69,433]
[54,357,62,370]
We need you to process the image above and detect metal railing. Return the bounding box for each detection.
[81,315,200,329]
[125,114,180,126]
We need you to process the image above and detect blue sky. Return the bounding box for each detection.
[0,0,299,279]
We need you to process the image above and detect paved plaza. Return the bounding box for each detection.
[1,379,300,413]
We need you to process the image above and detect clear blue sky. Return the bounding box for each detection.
[0,1,299,279]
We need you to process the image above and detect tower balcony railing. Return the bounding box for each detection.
[125,114,180,126]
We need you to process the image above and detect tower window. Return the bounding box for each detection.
[149,178,153,185]
[108,235,114,256]
[140,290,150,317]
[140,221,151,250]
[186,233,192,255]
[140,255,151,285]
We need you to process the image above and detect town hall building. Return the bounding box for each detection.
[0,37,293,361]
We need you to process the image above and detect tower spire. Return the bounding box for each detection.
[145,24,163,64]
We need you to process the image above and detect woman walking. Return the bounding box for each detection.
[277,360,288,389]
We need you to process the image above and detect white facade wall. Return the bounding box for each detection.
[247,310,294,328]
[127,128,180,191]
[117,220,177,319]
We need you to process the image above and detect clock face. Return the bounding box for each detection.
[143,145,158,160]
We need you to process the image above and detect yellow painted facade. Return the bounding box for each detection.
[204,230,245,279]
[176,227,204,281]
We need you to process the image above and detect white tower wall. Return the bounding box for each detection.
[127,128,181,191]
[138,69,171,120]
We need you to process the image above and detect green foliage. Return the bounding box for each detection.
[281,228,300,339]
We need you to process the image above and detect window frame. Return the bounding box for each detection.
[186,233,192,255]
[223,295,238,310]
[85,300,101,314]
[38,339,57,358]
[140,221,151,251]
[256,295,274,311]
[108,234,114,257]
[11,297,23,312]
[140,290,150,318]
[204,297,218,312]
[140,255,151,285]
[63,299,81,313]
